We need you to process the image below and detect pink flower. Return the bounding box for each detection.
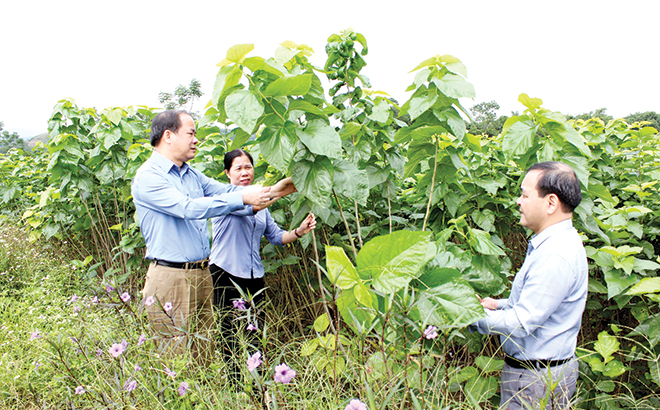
[144,295,155,307]
[232,298,246,310]
[96,349,103,357]
[247,351,262,372]
[109,343,125,358]
[105,284,114,293]
[29,330,41,341]
[74,385,85,395]
[163,302,173,312]
[123,378,137,392]
[423,325,438,339]
[137,333,147,346]
[134,364,142,372]
[91,296,99,304]
[120,339,129,349]
[120,291,131,302]
[345,399,367,410]
[177,381,189,396]
[164,366,177,378]
[70,294,79,303]
[273,363,296,384]
[247,323,258,331]
[34,361,42,370]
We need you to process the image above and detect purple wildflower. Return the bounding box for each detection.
[123,378,137,392]
[273,363,296,384]
[164,366,177,378]
[105,284,114,293]
[137,333,147,346]
[232,298,246,310]
[423,325,438,340]
[91,296,99,304]
[134,364,142,372]
[29,330,41,341]
[34,361,42,370]
[120,339,129,349]
[70,294,79,303]
[247,351,262,372]
[344,399,367,410]
[75,385,85,395]
[247,323,258,331]
[120,291,131,302]
[177,381,189,396]
[109,343,125,358]
[163,302,173,312]
[144,295,155,307]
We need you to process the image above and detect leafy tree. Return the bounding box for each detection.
[0,121,29,154]
[158,78,204,117]
[624,111,660,129]
[566,108,614,123]
[468,101,508,136]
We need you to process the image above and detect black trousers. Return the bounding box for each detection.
[210,264,265,381]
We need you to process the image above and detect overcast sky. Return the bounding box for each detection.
[1,0,658,138]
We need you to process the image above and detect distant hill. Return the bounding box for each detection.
[27,133,49,149]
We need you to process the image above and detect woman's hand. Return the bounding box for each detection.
[297,213,316,235]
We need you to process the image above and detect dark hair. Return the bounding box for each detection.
[150,110,190,146]
[527,161,582,212]
[224,149,254,171]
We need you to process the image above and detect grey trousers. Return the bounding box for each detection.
[500,358,578,410]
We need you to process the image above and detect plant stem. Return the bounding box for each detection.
[422,136,439,231]
[333,189,358,261]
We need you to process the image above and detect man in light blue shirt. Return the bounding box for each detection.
[132,110,293,364]
[471,162,588,409]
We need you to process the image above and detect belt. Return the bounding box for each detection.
[152,259,209,270]
[504,355,572,370]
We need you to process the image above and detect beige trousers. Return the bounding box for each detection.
[142,262,214,365]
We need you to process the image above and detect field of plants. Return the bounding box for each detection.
[0,29,659,409]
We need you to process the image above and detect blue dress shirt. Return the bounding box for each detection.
[132,151,252,262]
[209,208,286,279]
[472,219,588,361]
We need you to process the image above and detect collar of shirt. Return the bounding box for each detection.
[150,150,191,176]
[528,218,574,254]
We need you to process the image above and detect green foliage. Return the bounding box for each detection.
[0,29,659,408]
[0,121,30,154]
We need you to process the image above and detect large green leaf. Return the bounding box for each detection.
[468,228,505,256]
[414,282,485,329]
[211,65,243,107]
[625,277,660,295]
[291,156,334,207]
[217,44,254,66]
[258,122,297,172]
[502,120,536,158]
[408,94,438,120]
[431,74,475,99]
[325,245,360,288]
[630,315,660,348]
[337,285,375,332]
[225,90,264,133]
[357,231,433,295]
[264,74,312,97]
[296,119,342,159]
[564,124,592,157]
[332,160,369,206]
[604,270,639,299]
[594,331,619,363]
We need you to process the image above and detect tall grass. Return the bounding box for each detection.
[1,219,659,409]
